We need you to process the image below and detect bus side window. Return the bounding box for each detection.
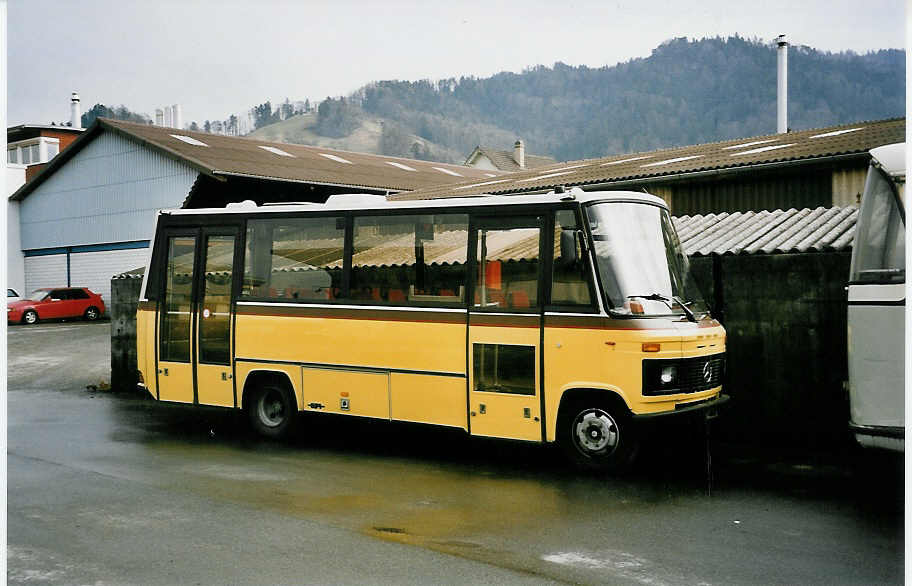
[348,213,468,305]
[551,209,594,308]
[242,217,345,300]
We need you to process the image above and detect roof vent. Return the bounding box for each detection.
[226,200,257,209]
[324,193,388,207]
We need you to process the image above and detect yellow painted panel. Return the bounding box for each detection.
[390,373,467,429]
[136,308,158,398]
[196,363,235,407]
[235,362,304,410]
[157,362,194,403]
[542,323,728,441]
[468,323,540,441]
[235,315,464,374]
[302,367,389,419]
[469,392,541,441]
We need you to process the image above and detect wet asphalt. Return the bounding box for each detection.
[6,321,904,585]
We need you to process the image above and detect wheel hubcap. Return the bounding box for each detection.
[25,313,36,324]
[257,390,285,427]
[573,409,619,455]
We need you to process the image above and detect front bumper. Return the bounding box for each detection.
[632,393,730,420]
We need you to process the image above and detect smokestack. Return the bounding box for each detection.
[777,34,788,133]
[514,139,525,169]
[70,92,81,129]
[172,104,182,130]
[155,108,164,126]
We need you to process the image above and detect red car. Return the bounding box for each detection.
[7,287,105,325]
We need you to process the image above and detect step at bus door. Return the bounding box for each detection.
[467,215,544,442]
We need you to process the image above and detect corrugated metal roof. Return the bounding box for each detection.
[392,118,904,201]
[674,206,858,256]
[12,118,503,202]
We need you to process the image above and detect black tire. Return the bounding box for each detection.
[22,310,38,325]
[559,400,639,473]
[84,306,100,321]
[247,384,296,439]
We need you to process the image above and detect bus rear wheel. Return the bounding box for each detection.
[248,384,296,439]
[560,401,639,473]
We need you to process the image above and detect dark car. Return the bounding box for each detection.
[7,287,105,325]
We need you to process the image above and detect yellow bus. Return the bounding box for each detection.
[136,189,728,471]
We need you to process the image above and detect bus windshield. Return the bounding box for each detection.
[586,202,707,318]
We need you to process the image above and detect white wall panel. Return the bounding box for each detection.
[19,131,198,250]
[69,248,150,307]
[24,255,67,296]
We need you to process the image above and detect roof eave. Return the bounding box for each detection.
[98,119,220,181]
[9,118,221,203]
[213,170,404,193]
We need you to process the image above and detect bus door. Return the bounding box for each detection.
[467,215,544,441]
[157,226,239,406]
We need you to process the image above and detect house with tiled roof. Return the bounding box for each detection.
[464,140,556,172]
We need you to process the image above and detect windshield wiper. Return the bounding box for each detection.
[628,293,697,322]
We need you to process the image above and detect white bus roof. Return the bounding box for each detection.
[162,189,668,216]
[869,143,905,180]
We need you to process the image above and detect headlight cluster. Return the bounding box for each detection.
[643,355,725,396]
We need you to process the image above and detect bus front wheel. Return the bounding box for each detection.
[560,401,639,473]
[248,384,296,439]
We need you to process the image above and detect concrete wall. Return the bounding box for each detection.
[690,252,852,451]
[110,275,143,391]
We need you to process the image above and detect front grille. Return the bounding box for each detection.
[643,354,725,396]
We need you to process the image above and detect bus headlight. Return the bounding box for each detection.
[660,366,677,385]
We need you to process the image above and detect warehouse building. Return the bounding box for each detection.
[395,118,905,215]
[8,118,501,306]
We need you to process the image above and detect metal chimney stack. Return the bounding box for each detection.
[70,92,81,129]
[777,34,788,133]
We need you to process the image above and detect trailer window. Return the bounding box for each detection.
[851,169,905,284]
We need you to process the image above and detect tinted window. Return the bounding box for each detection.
[474,218,541,311]
[348,213,468,305]
[473,343,535,395]
[242,217,344,301]
[551,209,594,308]
[199,235,235,364]
[50,289,68,300]
[69,289,90,300]
[161,236,196,362]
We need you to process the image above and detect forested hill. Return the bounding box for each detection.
[345,36,903,162]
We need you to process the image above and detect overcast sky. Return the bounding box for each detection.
[7,0,906,127]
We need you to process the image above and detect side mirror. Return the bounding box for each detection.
[559,230,579,266]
